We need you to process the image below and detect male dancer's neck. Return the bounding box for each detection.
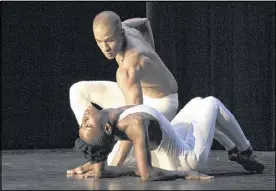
[116,35,127,64]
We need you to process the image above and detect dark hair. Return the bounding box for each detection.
[74,129,115,163]
[76,108,116,163]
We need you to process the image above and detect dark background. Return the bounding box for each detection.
[2,2,275,151]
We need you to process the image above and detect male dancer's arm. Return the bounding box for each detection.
[123,18,148,29]
[109,54,147,166]
[116,65,143,105]
[116,52,146,105]
[123,18,155,50]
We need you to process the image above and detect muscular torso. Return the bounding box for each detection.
[116,24,178,98]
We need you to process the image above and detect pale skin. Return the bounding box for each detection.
[68,106,213,181]
[93,13,178,101]
[67,11,178,173]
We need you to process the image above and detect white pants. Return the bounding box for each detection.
[150,96,250,171]
[123,97,251,171]
[69,80,179,164]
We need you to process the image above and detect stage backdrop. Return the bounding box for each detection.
[2,2,146,150]
[2,2,275,151]
[147,2,275,151]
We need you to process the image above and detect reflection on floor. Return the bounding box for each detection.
[2,149,275,190]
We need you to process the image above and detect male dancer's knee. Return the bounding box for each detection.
[205,96,220,106]
[69,81,87,99]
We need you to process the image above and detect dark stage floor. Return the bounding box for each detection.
[1,149,275,190]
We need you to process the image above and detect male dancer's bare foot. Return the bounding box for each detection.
[66,162,93,174]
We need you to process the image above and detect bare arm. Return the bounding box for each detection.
[126,117,214,181]
[109,140,133,166]
[123,18,155,50]
[89,161,105,179]
[116,54,144,105]
[123,18,148,29]
[124,117,152,181]
[111,55,144,166]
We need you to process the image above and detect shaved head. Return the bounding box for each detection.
[93,11,122,33]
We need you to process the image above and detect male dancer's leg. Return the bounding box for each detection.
[69,81,125,125]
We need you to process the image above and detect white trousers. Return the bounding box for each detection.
[168,96,250,170]
[121,97,251,171]
[69,80,179,164]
